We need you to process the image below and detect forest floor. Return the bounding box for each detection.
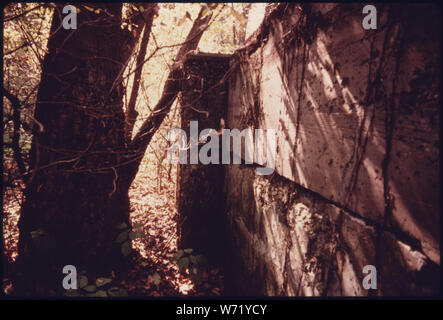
[123,170,224,297]
[2,170,224,297]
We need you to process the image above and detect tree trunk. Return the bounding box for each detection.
[124,8,155,144]
[14,3,212,295]
[16,4,138,295]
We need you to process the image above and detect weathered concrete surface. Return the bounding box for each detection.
[225,3,440,295]
[225,165,439,296]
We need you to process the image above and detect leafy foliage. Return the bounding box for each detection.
[172,248,209,285]
[114,222,146,257]
[64,271,128,298]
[3,3,53,185]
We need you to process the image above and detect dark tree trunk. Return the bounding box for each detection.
[124,9,155,144]
[16,4,137,295]
[14,3,211,295]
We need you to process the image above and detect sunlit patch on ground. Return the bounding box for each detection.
[126,164,224,297]
[128,169,196,295]
[2,187,22,263]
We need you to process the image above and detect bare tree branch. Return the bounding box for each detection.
[3,4,45,22]
[131,7,212,150]
[3,89,27,178]
[124,4,157,144]
[108,4,158,96]
[4,42,30,56]
[122,6,214,187]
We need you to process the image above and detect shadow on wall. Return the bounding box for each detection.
[270,3,440,264]
[226,3,440,296]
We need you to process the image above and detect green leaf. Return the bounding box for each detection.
[172,250,184,261]
[64,289,81,297]
[83,285,97,293]
[149,273,161,286]
[189,255,197,265]
[30,229,46,239]
[178,257,190,272]
[86,290,107,297]
[108,287,128,297]
[121,240,132,256]
[184,248,193,254]
[132,222,143,229]
[78,275,88,289]
[135,230,145,239]
[128,231,137,240]
[96,277,112,287]
[115,230,128,243]
[116,222,128,229]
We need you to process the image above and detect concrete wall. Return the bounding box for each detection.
[225,3,440,296]
[177,53,231,264]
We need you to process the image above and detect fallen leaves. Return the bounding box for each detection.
[125,169,224,297]
[2,160,224,297]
